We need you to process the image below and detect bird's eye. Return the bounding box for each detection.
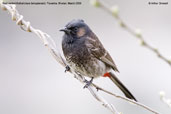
[73,27,78,31]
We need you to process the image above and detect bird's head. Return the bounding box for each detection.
[60,19,90,38]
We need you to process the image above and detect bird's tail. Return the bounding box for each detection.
[108,72,137,101]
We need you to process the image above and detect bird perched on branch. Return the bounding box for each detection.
[60,19,137,101]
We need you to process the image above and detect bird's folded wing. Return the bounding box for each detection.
[100,53,119,72]
[86,34,119,72]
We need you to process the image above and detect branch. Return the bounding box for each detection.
[89,0,171,67]
[0,2,160,114]
[94,83,160,114]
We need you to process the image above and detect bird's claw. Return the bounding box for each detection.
[83,81,90,89]
[96,87,99,91]
[65,65,70,72]
[83,77,94,89]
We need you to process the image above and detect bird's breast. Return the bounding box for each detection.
[64,41,91,67]
[62,37,109,77]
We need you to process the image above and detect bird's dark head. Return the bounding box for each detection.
[60,19,90,39]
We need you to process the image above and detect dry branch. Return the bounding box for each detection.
[89,0,171,67]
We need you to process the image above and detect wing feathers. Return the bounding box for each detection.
[86,33,119,72]
[100,53,119,72]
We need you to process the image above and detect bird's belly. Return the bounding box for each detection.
[68,58,109,78]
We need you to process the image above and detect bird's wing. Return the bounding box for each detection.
[85,33,119,72]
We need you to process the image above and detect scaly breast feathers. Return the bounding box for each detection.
[66,53,108,78]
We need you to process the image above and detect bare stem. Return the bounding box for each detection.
[93,83,160,114]
[90,0,171,67]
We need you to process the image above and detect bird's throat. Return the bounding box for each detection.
[65,34,76,44]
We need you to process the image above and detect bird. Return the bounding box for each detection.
[60,19,137,101]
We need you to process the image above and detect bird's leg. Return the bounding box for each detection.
[83,77,94,88]
[65,65,70,72]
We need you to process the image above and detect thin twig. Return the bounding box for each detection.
[93,83,160,114]
[89,0,171,67]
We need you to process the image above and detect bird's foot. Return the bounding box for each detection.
[83,77,94,89]
[96,87,100,91]
[65,65,70,72]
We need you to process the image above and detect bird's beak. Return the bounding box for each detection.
[59,27,69,33]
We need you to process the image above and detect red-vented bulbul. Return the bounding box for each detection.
[60,19,137,101]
